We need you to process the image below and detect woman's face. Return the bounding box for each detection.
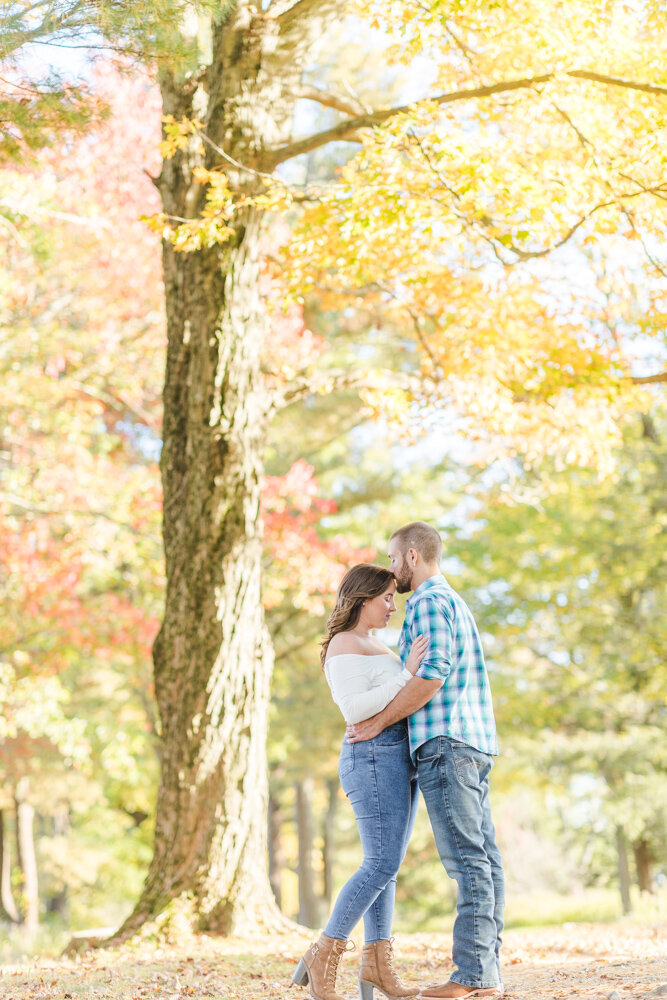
[363,582,397,629]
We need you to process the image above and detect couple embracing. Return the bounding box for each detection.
[292,522,504,1000]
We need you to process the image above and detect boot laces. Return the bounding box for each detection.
[326,940,355,987]
[384,938,400,985]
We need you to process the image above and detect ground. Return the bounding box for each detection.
[0,924,664,1000]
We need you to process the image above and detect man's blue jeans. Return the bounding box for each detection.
[325,721,419,942]
[416,736,504,989]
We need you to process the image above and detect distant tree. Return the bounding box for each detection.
[447,413,667,910]
[0,1,201,163]
[0,66,165,926]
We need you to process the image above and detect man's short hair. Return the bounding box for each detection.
[390,521,442,564]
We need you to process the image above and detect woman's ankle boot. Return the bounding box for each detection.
[359,939,418,1000]
[292,933,354,1000]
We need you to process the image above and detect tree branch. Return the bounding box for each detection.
[631,371,667,385]
[272,367,437,410]
[371,281,441,376]
[274,632,321,662]
[268,77,549,164]
[410,129,667,266]
[0,493,153,536]
[568,70,667,97]
[550,101,594,148]
[1,0,91,58]
[289,83,366,117]
[622,207,667,278]
[269,362,666,417]
[267,70,667,165]
[68,379,158,430]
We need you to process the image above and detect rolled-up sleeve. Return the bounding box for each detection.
[412,596,453,682]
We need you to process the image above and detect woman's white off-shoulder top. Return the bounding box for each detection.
[324,652,412,725]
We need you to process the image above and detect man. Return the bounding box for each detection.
[347,521,504,1000]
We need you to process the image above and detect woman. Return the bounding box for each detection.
[293,564,428,1000]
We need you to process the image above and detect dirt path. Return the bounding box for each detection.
[400,925,666,1000]
[0,923,664,1000]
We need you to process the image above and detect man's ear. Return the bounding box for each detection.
[408,547,419,565]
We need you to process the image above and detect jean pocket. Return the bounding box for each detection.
[338,745,355,778]
[452,746,485,787]
[417,737,442,763]
[374,732,408,748]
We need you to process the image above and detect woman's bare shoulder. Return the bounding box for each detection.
[326,632,367,658]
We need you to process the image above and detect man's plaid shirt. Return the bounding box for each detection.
[398,575,499,758]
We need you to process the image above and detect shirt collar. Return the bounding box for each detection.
[406,574,447,607]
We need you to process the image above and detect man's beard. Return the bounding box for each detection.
[394,567,413,593]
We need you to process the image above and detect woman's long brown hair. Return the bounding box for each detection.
[320,563,394,667]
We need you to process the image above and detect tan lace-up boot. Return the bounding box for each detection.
[359,939,418,1000]
[292,933,355,1000]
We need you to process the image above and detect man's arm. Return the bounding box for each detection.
[346,675,442,743]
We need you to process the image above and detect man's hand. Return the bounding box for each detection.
[346,712,386,743]
[346,675,443,744]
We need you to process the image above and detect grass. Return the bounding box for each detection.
[3,886,666,966]
[504,885,667,929]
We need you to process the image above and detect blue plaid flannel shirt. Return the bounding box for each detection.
[398,575,499,758]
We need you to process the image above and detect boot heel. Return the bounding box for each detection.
[292,959,309,987]
[359,980,375,1000]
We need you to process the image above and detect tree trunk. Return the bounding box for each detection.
[110,1,344,939]
[113,214,277,937]
[268,783,286,909]
[45,805,70,923]
[633,838,655,893]
[0,808,20,923]
[296,777,320,928]
[15,778,39,932]
[615,824,632,915]
[322,777,339,907]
